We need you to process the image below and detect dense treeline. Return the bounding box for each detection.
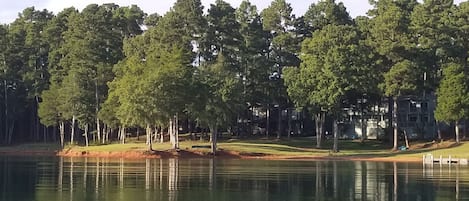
[0,0,468,153]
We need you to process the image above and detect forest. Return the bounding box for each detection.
[0,0,468,153]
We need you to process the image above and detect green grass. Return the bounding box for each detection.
[3,138,469,160]
[219,138,469,159]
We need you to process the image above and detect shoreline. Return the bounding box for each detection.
[1,140,464,163]
[0,148,422,163]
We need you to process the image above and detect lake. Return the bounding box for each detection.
[0,156,467,201]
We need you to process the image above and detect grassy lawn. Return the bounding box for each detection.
[2,137,469,160]
[65,137,469,159]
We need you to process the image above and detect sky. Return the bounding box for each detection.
[0,0,464,24]
[0,0,374,24]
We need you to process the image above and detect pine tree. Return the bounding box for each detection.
[435,63,469,143]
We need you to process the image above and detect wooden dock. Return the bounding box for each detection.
[423,154,468,165]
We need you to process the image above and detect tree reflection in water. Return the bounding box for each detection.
[168,158,178,201]
[2,157,469,201]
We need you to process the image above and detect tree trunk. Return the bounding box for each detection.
[287,109,291,139]
[119,126,126,144]
[332,119,339,153]
[71,116,76,145]
[175,114,179,149]
[136,128,140,141]
[169,118,175,148]
[59,121,65,148]
[315,113,322,149]
[437,122,442,142]
[153,126,158,143]
[102,124,107,144]
[403,130,409,149]
[4,79,7,144]
[147,124,153,151]
[361,104,366,142]
[455,121,460,144]
[44,125,48,143]
[160,127,164,143]
[84,124,89,147]
[210,124,218,155]
[392,97,398,151]
[96,118,101,144]
[277,107,282,139]
[6,121,14,145]
[318,112,326,149]
[266,107,270,139]
[200,128,205,141]
[106,127,111,143]
[95,79,101,144]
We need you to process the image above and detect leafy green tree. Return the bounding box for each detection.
[54,4,144,145]
[368,0,419,150]
[113,5,145,37]
[1,7,53,144]
[106,35,147,144]
[142,46,192,149]
[261,0,299,68]
[0,24,9,144]
[434,63,469,143]
[261,0,299,138]
[410,0,454,104]
[43,7,77,84]
[39,7,77,146]
[106,3,195,149]
[151,0,206,55]
[195,54,243,154]
[449,2,469,72]
[38,84,62,145]
[304,0,352,32]
[144,13,161,27]
[235,0,272,135]
[21,8,54,142]
[285,24,375,152]
[202,0,242,65]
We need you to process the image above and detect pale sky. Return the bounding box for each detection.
[0,0,464,24]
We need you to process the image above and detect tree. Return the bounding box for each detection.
[54,4,144,145]
[38,7,77,146]
[382,60,420,149]
[304,0,352,32]
[142,46,193,150]
[261,0,299,139]
[1,7,54,144]
[285,24,375,152]
[235,0,272,136]
[38,84,62,146]
[201,0,256,137]
[368,0,419,150]
[106,35,147,144]
[410,1,455,135]
[434,63,469,143]
[201,0,242,65]
[144,13,161,27]
[195,54,243,154]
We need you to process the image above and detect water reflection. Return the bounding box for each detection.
[1,157,469,201]
[423,162,465,201]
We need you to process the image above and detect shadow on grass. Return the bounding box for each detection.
[345,142,464,158]
[221,137,466,158]
[221,139,387,155]
[225,143,328,153]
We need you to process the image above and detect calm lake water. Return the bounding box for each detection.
[0,156,468,201]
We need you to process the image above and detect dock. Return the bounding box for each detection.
[423,154,469,165]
